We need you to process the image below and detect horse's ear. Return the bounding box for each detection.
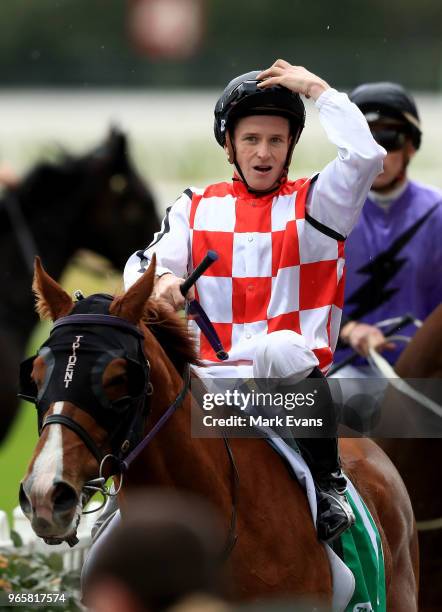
[32,257,74,321]
[109,254,156,324]
[108,126,127,167]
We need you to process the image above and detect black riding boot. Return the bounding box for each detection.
[285,368,355,543]
[295,436,355,542]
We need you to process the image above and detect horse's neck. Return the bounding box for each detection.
[395,306,442,377]
[127,336,231,512]
[0,237,72,342]
[0,191,83,338]
[146,395,231,494]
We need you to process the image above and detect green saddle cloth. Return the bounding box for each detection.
[337,481,386,612]
[267,439,386,611]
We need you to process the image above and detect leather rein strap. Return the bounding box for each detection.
[221,437,239,560]
[1,192,39,274]
[120,366,239,559]
[121,365,191,471]
[40,269,238,558]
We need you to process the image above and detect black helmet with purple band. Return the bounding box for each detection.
[214,70,306,148]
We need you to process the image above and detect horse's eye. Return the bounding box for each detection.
[32,359,47,388]
[110,174,127,194]
[104,374,128,389]
[122,201,144,223]
[103,373,130,403]
[102,359,130,401]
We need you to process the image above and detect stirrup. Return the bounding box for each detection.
[315,488,356,543]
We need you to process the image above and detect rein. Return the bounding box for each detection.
[38,310,239,556]
[35,308,186,512]
[28,251,238,553]
[1,191,39,274]
[367,342,442,533]
[122,364,191,471]
[221,437,239,560]
[79,366,191,515]
[117,363,239,560]
[328,313,421,376]
[367,345,442,419]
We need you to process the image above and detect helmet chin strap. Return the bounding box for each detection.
[372,147,410,194]
[226,129,298,196]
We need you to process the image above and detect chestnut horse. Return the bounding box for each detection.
[378,304,442,612]
[19,258,419,609]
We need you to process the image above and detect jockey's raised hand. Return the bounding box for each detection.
[152,273,195,312]
[340,321,396,357]
[257,59,329,101]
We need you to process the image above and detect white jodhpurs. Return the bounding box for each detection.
[252,330,319,385]
[192,330,319,385]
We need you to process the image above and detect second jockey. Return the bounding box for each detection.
[124,59,386,542]
[336,82,442,367]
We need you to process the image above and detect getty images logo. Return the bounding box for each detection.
[64,335,83,388]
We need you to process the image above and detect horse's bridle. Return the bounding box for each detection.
[26,314,153,517]
[21,308,239,554]
[1,191,39,274]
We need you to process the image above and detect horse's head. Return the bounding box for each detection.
[9,127,159,274]
[80,127,160,268]
[19,256,156,545]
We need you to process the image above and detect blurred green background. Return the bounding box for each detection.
[0,0,441,523]
[0,0,441,89]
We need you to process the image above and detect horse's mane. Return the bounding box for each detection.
[142,301,201,375]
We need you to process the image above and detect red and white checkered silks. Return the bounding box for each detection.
[189,177,345,373]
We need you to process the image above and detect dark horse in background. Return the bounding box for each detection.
[0,128,160,443]
[378,303,442,612]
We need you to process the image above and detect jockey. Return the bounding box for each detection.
[124,59,385,543]
[335,82,442,370]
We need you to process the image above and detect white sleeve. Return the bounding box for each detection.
[123,188,193,290]
[306,88,386,237]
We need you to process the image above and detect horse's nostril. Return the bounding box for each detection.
[52,483,78,513]
[34,516,51,531]
[19,483,32,514]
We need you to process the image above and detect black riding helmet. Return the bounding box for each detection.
[214,70,306,193]
[349,82,422,150]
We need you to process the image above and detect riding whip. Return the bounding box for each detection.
[181,250,229,361]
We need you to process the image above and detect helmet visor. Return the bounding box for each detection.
[370,127,408,152]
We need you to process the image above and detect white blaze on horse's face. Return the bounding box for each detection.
[20,401,82,540]
[29,402,64,511]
